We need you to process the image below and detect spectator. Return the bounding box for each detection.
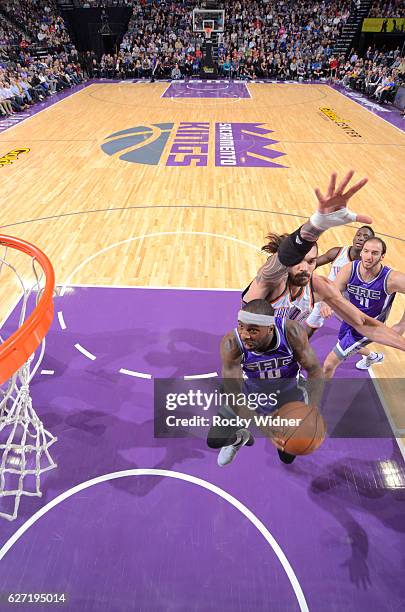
[171,63,182,80]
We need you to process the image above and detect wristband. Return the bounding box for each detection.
[310,209,357,231]
[278,227,315,267]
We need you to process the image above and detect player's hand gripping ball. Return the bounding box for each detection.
[270,402,326,455]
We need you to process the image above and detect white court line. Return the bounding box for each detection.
[57,311,66,330]
[0,84,89,135]
[160,82,173,98]
[170,95,243,105]
[185,83,231,91]
[74,343,97,361]
[57,231,260,376]
[184,372,218,380]
[60,230,261,296]
[330,85,405,137]
[58,232,404,465]
[119,368,152,380]
[40,370,54,375]
[0,469,309,612]
[368,368,405,463]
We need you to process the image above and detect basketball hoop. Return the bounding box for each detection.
[204,26,212,40]
[0,235,56,521]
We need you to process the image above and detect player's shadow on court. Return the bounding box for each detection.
[28,376,209,514]
[144,328,222,377]
[25,324,218,513]
[41,327,221,380]
[291,444,405,590]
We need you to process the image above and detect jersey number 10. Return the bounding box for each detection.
[259,369,281,379]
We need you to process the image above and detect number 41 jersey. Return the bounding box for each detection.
[234,316,300,380]
[346,260,395,322]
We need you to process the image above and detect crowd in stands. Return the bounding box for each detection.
[335,45,404,104]
[0,20,24,49]
[0,0,86,116]
[79,0,132,6]
[116,0,352,80]
[0,45,85,117]
[0,0,404,114]
[368,1,405,18]
[1,0,70,46]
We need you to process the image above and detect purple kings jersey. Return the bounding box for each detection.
[346,260,395,322]
[234,317,300,380]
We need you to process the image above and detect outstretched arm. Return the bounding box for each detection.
[315,276,405,351]
[254,170,370,289]
[386,273,405,336]
[316,246,341,268]
[333,263,353,293]
[387,271,405,296]
[299,170,371,242]
[391,309,405,336]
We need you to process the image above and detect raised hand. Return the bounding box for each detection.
[313,170,372,225]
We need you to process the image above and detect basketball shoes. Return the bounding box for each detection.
[355,352,384,370]
[217,429,253,467]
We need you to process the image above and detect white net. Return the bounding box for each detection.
[0,244,56,521]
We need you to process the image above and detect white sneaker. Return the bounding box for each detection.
[356,352,384,370]
[217,429,251,467]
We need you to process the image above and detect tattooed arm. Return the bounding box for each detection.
[244,171,371,301]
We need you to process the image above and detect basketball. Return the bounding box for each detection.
[273,402,326,455]
[0,0,402,605]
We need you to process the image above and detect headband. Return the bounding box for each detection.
[238,311,275,326]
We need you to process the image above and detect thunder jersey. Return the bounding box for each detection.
[346,260,395,322]
[329,246,351,281]
[269,281,315,324]
[234,316,300,380]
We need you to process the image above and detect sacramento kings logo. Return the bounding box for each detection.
[101,124,174,165]
[101,122,286,168]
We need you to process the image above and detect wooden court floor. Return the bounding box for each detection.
[0,81,404,439]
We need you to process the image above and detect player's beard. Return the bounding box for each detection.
[288,271,311,287]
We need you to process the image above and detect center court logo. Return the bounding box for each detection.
[101,122,286,168]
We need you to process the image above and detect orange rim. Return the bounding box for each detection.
[0,235,55,385]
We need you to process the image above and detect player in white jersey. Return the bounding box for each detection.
[242,170,405,355]
[242,232,316,324]
[267,279,315,324]
[305,226,375,336]
[243,235,366,334]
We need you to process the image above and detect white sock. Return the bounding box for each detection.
[368,352,378,359]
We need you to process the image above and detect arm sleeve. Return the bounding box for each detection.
[278,227,317,267]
